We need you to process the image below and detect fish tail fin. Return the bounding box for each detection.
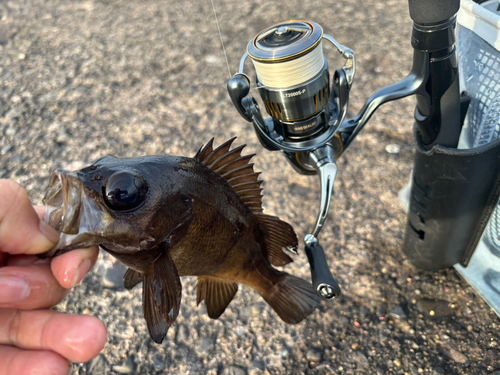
[260,273,320,324]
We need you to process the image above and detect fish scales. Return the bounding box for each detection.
[42,138,320,343]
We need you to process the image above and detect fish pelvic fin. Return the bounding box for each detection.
[194,138,264,214]
[256,213,297,267]
[124,268,143,290]
[196,276,238,319]
[143,249,182,344]
[260,274,320,324]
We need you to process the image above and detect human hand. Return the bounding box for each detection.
[0,179,107,375]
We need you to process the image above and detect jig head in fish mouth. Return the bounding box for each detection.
[42,169,112,256]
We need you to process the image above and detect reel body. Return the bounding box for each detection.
[227,20,355,299]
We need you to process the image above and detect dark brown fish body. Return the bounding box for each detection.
[43,138,319,343]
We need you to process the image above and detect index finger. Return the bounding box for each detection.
[0,180,60,255]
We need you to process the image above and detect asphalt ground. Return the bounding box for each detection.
[1,0,499,374]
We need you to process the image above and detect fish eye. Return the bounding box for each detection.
[104,171,148,211]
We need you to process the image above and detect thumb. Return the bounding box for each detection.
[0,179,60,255]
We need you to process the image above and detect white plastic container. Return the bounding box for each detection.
[455,0,500,316]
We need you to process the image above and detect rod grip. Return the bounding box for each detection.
[305,241,341,300]
[408,0,460,25]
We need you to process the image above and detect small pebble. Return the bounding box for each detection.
[239,306,253,321]
[5,128,16,136]
[221,366,247,375]
[198,337,214,353]
[176,325,188,344]
[442,346,468,364]
[112,365,132,374]
[86,354,108,375]
[385,144,400,154]
[152,355,165,371]
[433,367,445,375]
[306,349,322,362]
[394,359,402,367]
[353,352,369,369]
[1,145,13,155]
[250,361,265,370]
[205,55,218,63]
[235,326,245,337]
[389,306,406,319]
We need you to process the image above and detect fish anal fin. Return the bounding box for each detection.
[193,138,263,214]
[260,274,320,324]
[143,247,182,343]
[124,268,143,290]
[196,276,238,319]
[256,214,297,266]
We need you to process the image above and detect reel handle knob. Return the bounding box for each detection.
[227,74,252,122]
[305,235,341,300]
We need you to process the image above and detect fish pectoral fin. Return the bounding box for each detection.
[260,274,320,324]
[143,249,182,344]
[124,268,143,290]
[196,276,238,319]
[256,214,297,267]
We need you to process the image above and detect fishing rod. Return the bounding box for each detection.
[226,0,466,301]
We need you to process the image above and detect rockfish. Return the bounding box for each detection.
[42,138,319,343]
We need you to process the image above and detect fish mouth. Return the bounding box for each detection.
[43,170,106,255]
[44,170,83,235]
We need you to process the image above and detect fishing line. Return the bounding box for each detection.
[250,42,325,88]
[210,0,231,78]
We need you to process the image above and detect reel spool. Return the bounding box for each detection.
[228,20,354,159]
[248,21,329,142]
[227,20,356,300]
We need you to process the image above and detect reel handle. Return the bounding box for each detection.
[303,144,341,300]
[227,74,252,122]
[305,235,341,300]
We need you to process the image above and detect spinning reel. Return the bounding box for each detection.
[227,13,455,300]
[227,21,355,300]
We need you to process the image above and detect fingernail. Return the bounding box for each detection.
[72,259,91,287]
[0,276,30,304]
[39,220,60,244]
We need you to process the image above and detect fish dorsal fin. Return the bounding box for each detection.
[195,138,263,213]
[256,213,298,267]
[196,276,238,319]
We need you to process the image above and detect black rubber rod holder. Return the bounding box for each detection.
[305,241,341,300]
